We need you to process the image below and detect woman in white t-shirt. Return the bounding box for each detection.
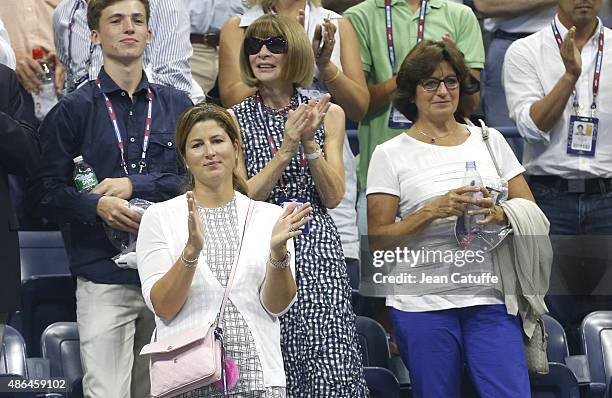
[366,41,534,397]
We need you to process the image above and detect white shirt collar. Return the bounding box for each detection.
[553,14,603,45]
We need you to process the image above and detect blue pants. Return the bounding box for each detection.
[391,305,530,398]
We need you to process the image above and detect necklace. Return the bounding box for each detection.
[255,91,299,121]
[417,129,453,144]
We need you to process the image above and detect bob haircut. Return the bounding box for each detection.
[240,14,314,88]
[393,40,480,121]
[87,0,151,30]
[245,0,321,9]
[175,103,248,196]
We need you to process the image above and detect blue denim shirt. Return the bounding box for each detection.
[31,67,192,285]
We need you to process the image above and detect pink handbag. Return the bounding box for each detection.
[140,200,254,398]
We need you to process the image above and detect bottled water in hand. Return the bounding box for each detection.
[73,156,98,193]
[31,47,58,120]
[461,161,484,240]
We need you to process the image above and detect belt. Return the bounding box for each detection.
[529,175,612,194]
[190,32,219,48]
[493,30,533,41]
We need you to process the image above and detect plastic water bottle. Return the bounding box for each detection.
[73,156,98,192]
[461,161,485,234]
[31,47,58,120]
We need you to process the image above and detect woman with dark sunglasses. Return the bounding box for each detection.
[229,14,368,397]
[220,0,367,295]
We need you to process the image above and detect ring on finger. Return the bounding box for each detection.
[488,207,495,216]
[289,224,296,233]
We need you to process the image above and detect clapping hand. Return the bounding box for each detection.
[184,191,205,259]
[284,95,331,149]
[313,17,337,67]
[270,202,312,258]
[561,26,582,79]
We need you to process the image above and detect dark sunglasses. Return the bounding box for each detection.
[244,36,288,55]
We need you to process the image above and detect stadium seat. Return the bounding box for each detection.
[0,326,27,377]
[355,316,390,368]
[364,366,400,398]
[41,322,83,398]
[530,362,580,398]
[580,311,612,397]
[20,275,77,357]
[544,314,570,364]
[18,231,70,280]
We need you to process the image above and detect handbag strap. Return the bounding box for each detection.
[215,199,254,328]
[478,119,503,178]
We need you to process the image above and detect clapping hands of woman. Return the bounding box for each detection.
[270,201,312,259]
[284,94,331,149]
[183,191,205,261]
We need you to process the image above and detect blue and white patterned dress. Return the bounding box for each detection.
[233,92,368,397]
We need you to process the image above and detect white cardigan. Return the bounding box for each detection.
[136,191,296,388]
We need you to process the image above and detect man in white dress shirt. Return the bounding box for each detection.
[188,0,243,94]
[503,0,612,346]
[475,0,556,127]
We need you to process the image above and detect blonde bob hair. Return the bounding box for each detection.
[240,14,314,88]
[175,103,248,196]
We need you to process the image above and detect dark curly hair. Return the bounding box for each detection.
[393,40,480,121]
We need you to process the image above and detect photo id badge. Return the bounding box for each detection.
[387,107,413,129]
[567,115,598,157]
[282,198,310,235]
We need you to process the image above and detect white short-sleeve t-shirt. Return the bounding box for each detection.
[366,125,525,312]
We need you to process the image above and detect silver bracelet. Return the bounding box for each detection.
[268,251,291,269]
[180,249,199,268]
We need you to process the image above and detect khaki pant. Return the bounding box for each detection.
[189,43,219,95]
[76,277,155,398]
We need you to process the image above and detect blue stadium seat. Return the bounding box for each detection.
[0,326,28,377]
[544,314,570,364]
[364,366,400,398]
[580,311,612,397]
[18,231,70,280]
[0,326,38,398]
[41,322,83,398]
[19,275,77,357]
[355,316,390,368]
[530,362,580,398]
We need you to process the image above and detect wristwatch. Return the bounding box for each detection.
[305,144,323,161]
[269,251,291,269]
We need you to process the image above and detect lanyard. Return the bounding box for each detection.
[384,0,427,73]
[551,21,604,116]
[67,0,94,88]
[256,93,307,197]
[96,80,153,175]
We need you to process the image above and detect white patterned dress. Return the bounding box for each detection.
[178,198,285,398]
[233,93,368,397]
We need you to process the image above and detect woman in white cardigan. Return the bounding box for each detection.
[136,103,310,397]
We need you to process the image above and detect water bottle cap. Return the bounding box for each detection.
[32,47,44,60]
[73,155,84,164]
[465,161,476,169]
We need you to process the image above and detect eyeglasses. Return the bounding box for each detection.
[244,36,288,56]
[419,76,460,92]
